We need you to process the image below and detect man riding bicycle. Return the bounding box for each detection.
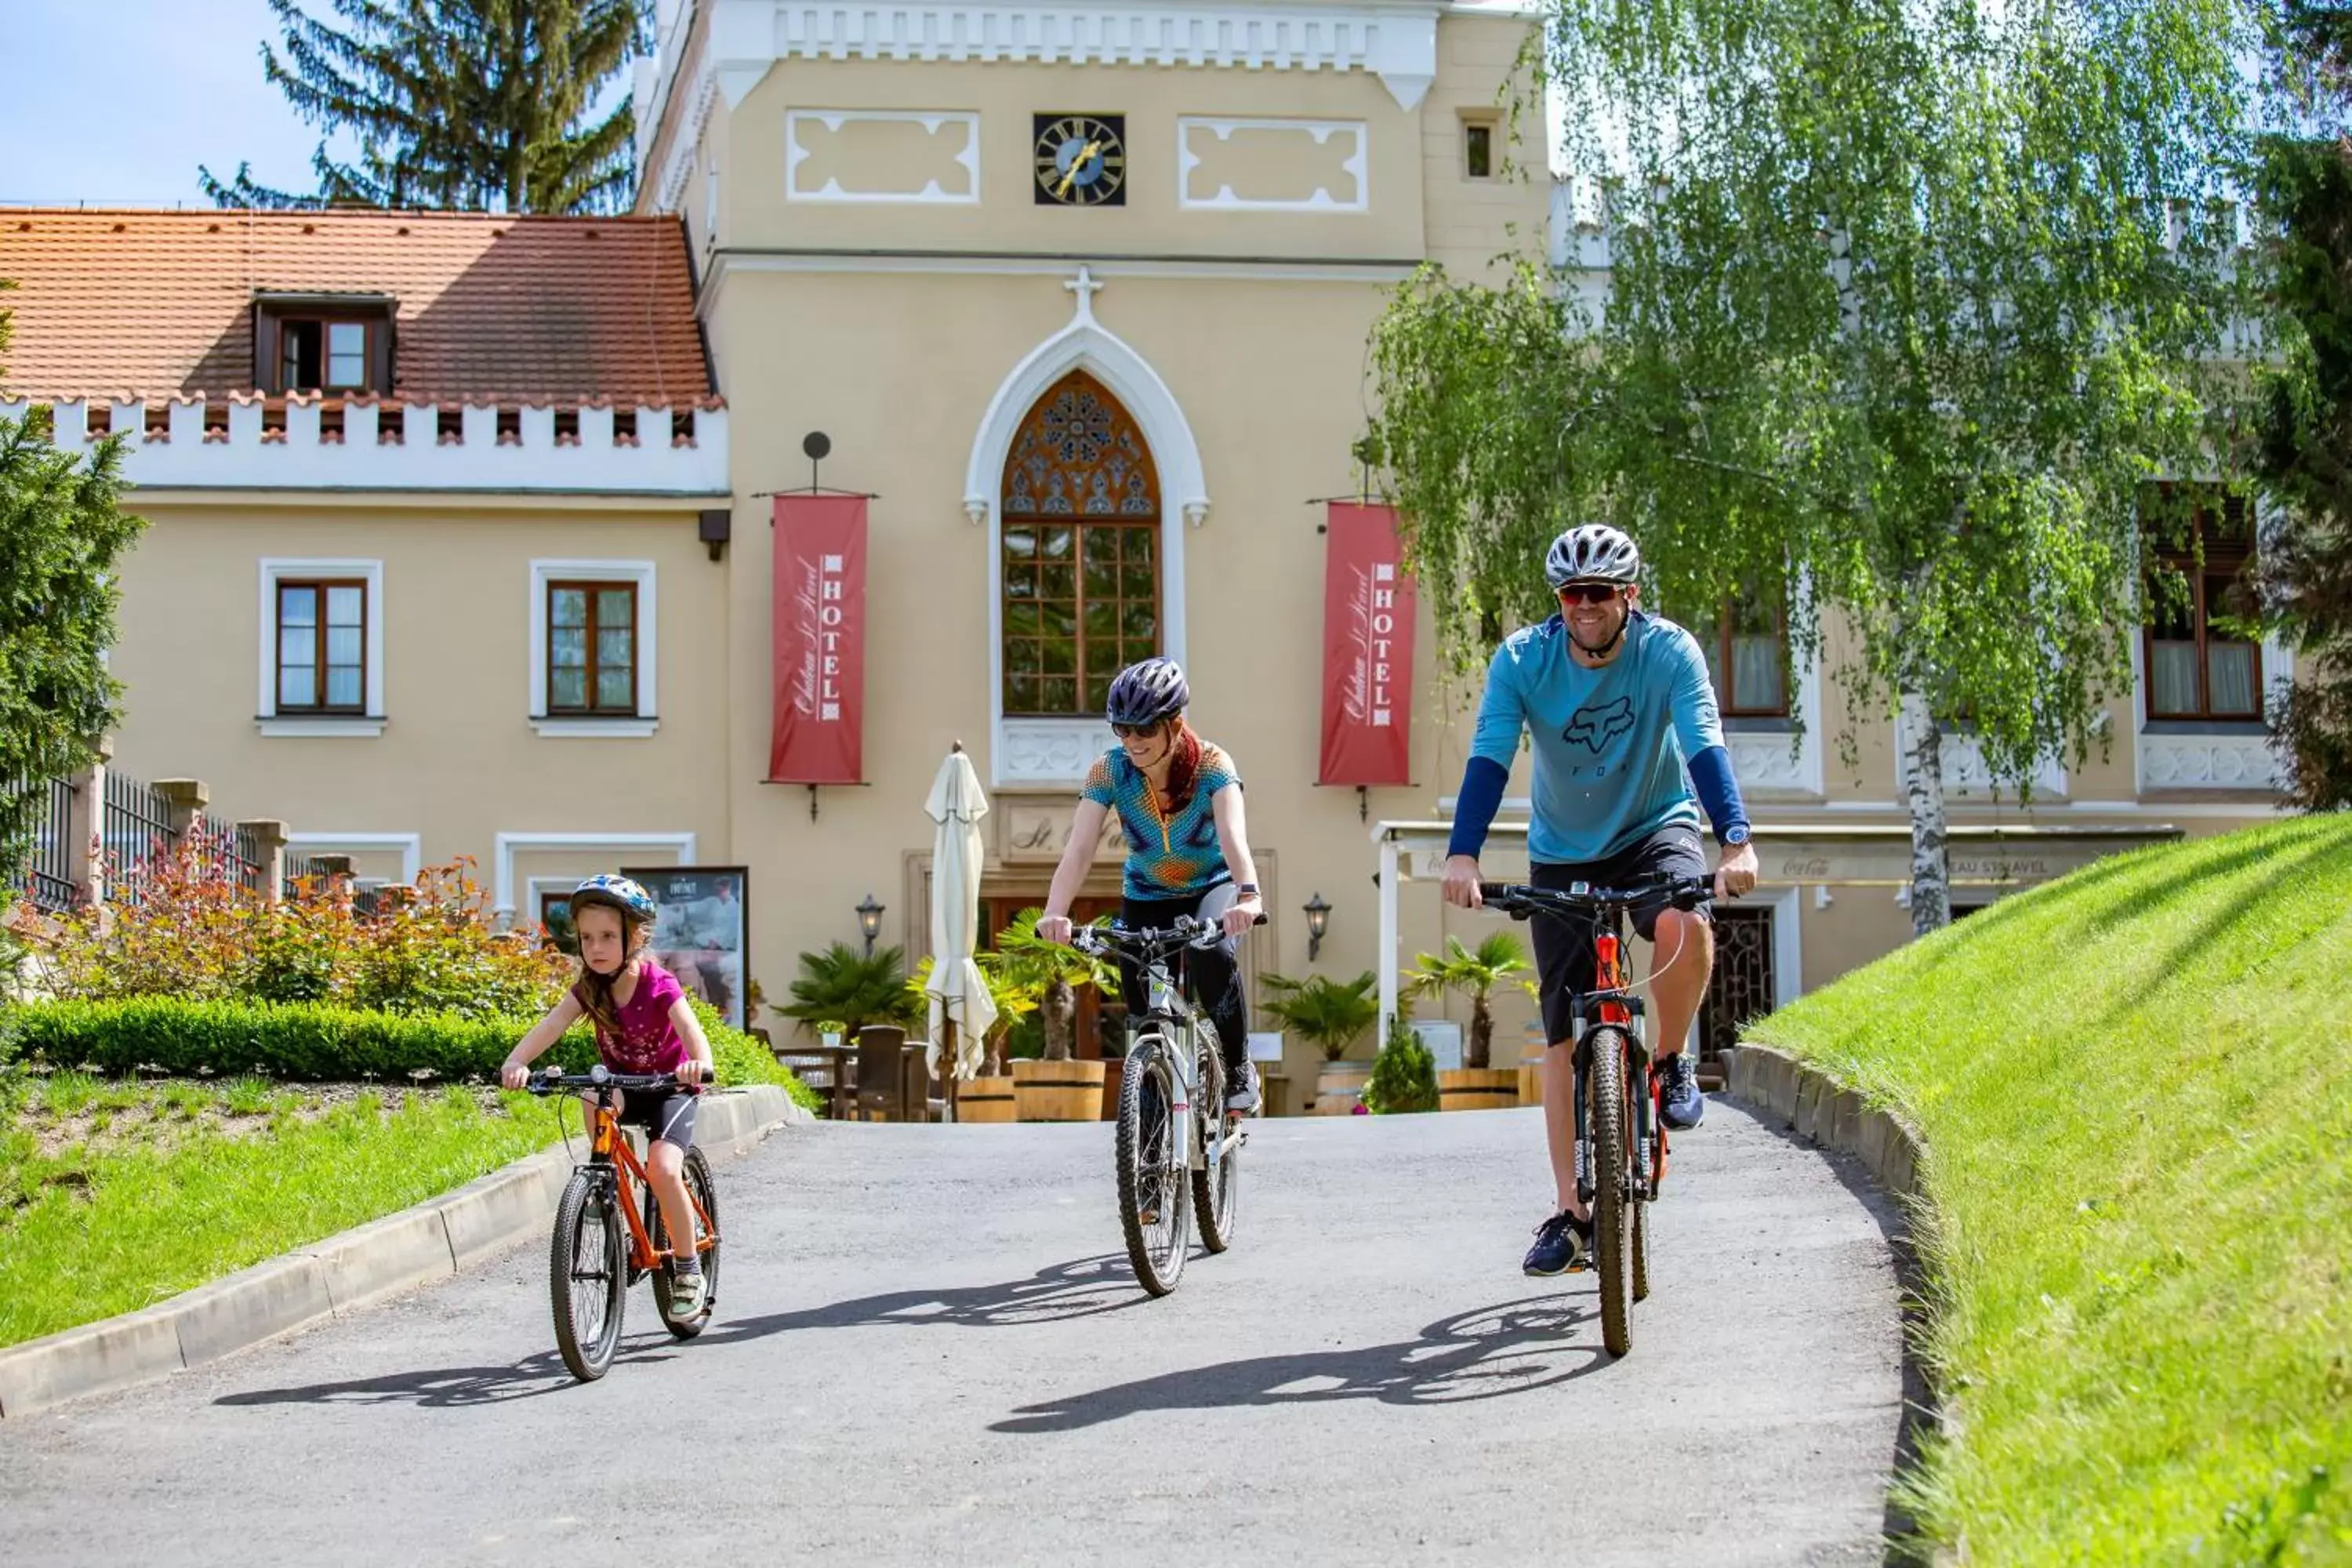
[1440,524,1760,1276]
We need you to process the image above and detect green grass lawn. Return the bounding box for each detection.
[1748,815,2352,1566]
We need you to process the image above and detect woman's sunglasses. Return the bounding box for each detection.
[1558,583,1623,605]
[1111,720,1163,739]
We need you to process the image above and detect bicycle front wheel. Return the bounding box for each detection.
[1192,1038,1241,1254]
[1587,1027,1634,1357]
[550,1170,626,1381]
[648,1145,720,1339]
[1117,1036,1191,1296]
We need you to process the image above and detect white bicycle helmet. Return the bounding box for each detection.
[1544,524,1642,589]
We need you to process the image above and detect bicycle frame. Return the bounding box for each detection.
[1569,922,1661,1206]
[578,1094,719,1273]
[1080,924,1245,1175]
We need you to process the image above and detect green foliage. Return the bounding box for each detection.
[1402,931,1530,1070]
[0,398,147,902]
[1257,969,1380,1062]
[907,946,1039,1070]
[774,941,915,1040]
[1369,0,2257,927]
[2253,6,2352,810]
[1748,815,2352,1562]
[990,906,1120,1061]
[42,848,572,1020]
[5,996,599,1081]
[1363,1011,1439,1114]
[199,0,651,212]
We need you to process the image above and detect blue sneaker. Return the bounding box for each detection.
[1661,1052,1705,1131]
[1523,1209,1592,1276]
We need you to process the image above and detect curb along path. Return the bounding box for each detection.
[1722,1044,1928,1202]
[0,1085,808,1419]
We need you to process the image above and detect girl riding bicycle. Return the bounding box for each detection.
[1038,657,1268,1112]
[502,874,717,1314]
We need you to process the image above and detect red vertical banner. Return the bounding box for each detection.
[768,495,866,784]
[1319,501,1416,786]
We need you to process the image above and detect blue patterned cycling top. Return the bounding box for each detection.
[1082,742,1242,900]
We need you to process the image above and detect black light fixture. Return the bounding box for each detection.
[855,892,885,958]
[1303,891,1332,961]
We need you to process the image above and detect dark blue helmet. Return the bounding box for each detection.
[1105,657,1189,728]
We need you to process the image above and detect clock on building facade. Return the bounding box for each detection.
[1034,113,1127,206]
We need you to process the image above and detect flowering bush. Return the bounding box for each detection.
[39,833,572,1020]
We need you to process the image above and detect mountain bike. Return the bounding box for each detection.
[1478,875,1713,1357]
[525,1065,722,1381]
[1074,913,1265,1297]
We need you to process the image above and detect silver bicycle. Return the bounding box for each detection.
[1075,914,1259,1296]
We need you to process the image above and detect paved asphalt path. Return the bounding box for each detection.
[1,1097,1907,1566]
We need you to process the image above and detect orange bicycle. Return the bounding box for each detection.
[1479,874,1713,1357]
[526,1065,722,1381]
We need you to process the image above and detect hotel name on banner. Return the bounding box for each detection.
[768,495,867,785]
[1319,501,1416,786]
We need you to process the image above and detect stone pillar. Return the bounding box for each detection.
[151,778,211,841]
[236,819,289,906]
[63,735,111,913]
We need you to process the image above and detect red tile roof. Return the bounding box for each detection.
[0,209,714,405]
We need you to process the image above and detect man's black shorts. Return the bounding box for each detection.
[1526,824,1712,1046]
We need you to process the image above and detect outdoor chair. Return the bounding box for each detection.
[855,1025,913,1121]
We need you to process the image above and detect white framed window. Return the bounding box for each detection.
[528,559,659,736]
[258,558,386,736]
[492,830,697,923]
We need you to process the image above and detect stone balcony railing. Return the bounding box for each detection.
[2,393,731,496]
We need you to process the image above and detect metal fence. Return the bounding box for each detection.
[100,771,177,906]
[5,772,78,915]
[283,851,326,899]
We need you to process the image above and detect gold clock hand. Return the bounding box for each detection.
[1055,140,1103,198]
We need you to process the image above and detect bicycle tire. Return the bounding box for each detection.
[1116,1035,1191,1296]
[550,1170,626,1381]
[648,1145,720,1339]
[1588,1027,1634,1357]
[1192,1036,1241,1254]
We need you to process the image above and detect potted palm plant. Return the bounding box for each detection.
[774,941,916,1040]
[992,908,1122,1121]
[906,951,1037,1123]
[1403,931,1533,1111]
[1258,969,1381,1114]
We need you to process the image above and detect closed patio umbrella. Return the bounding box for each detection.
[923,741,995,1119]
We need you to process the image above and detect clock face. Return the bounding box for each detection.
[1034,113,1127,206]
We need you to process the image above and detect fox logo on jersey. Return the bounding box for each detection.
[1563,695,1635,755]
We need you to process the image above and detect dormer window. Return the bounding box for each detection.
[253,292,394,396]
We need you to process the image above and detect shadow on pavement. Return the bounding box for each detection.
[989,1293,1607,1433]
[212,1255,1144,1410]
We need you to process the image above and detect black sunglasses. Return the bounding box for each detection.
[1558,583,1623,605]
[1110,720,1163,739]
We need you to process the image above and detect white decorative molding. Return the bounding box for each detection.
[969,269,1203,788]
[528,559,660,734]
[1940,732,2068,802]
[635,0,1450,205]
[786,110,981,204]
[13,397,729,497]
[256,557,387,731]
[286,832,424,884]
[999,718,1116,786]
[2138,733,2284,791]
[706,252,1424,291]
[1177,117,1368,211]
[492,830,699,918]
[1724,640,1824,800]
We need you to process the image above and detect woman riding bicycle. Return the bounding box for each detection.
[501,873,717,1314]
[1038,657,1268,1113]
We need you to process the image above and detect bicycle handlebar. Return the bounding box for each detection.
[1073,910,1269,957]
[525,1066,710,1095]
[1477,875,1719,917]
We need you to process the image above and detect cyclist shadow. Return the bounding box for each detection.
[210,1255,1142,1410]
[989,1294,1606,1434]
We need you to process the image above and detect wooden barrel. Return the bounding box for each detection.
[1439,1067,1520,1112]
[1013,1058,1107,1123]
[958,1075,1017,1123]
[1517,1050,1549,1107]
[1313,1060,1372,1115]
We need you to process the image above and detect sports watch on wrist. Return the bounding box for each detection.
[1721,826,1751,848]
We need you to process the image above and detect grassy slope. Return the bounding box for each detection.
[1748,815,2352,1565]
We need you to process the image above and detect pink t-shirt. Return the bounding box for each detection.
[574,959,688,1073]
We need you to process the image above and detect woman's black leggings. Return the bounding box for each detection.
[1117,884,1249,1068]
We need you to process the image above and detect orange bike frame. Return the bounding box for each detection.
[586,1101,719,1271]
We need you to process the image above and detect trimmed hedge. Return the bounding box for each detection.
[2,994,814,1109]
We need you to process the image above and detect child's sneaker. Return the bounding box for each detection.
[670,1263,706,1316]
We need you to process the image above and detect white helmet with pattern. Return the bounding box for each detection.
[1544,524,1642,589]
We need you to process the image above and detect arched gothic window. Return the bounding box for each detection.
[1000,372,1160,717]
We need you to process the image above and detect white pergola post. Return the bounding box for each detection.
[1377,833,1401,1039]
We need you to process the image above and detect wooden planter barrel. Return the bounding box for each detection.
[1516,1051,1548,1107]
[1313,1060,1372,1115]
[1438,1067,1519,1112]
[1013,1058,1107,1122]
[958,1074,1017,1123]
